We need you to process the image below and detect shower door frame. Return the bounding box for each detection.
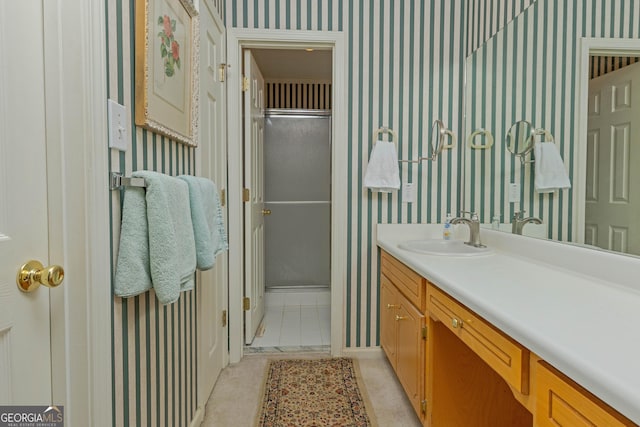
[227,29,348,363]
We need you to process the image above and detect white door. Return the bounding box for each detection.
[586,60,640,255]
[197,0,228,403]
[243,50,266,344]
[0,0,59,404]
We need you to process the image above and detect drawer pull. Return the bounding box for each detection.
[387,304,400,309]
[452,318,462,328]
[395,315,408,321]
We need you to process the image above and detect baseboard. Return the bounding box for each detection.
[341,347,384,359]
[189,405,205,427]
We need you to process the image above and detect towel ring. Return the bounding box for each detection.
[468,128,494,149]
[373,126,398,146]
[531,128,555,144]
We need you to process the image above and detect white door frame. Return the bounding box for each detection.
[45,0,111,424]
[575,38,640,244]
[226,28,347,363]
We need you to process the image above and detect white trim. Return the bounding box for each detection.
[189,406,205,427]
[575,38,640,243]
[227,28,347,363]
[47,0,111,424]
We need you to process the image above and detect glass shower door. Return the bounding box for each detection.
[263,110,331,289]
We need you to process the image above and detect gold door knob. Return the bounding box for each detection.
[17,260,65,293]
[451,318,462,329]
[386,304,400,309]
[395,315,408,321]
[261,209,272,216]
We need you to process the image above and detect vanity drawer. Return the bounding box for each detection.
[381,251,425,311]
[536,361,636,427]
[427,284,529,394]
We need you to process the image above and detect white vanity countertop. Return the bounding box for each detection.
[377,223,640,424]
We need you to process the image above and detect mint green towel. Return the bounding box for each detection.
[114,171,196,305]
[178,175,228,270]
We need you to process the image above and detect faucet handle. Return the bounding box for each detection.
[460,210,479,221]
[513,210,526,219]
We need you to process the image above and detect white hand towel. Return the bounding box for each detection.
[363,140,401,192]
[534,142,571,193]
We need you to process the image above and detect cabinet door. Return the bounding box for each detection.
[536,361,635,427]
[396,295,426,418]
[380,275,398,367]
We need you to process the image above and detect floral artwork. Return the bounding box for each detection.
[135,0,198,146]
[158,15,180,77]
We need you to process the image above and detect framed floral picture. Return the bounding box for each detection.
[135,0,199,146]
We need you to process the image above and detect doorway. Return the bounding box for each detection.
[585,57,640,255]
[576,39,640,255]
[226,29,347,363]
[250,108,332,351]
[243,48,332,351]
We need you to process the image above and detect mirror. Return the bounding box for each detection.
[401,120,456,164]
[505,120,534,161]
[463,3,640,257]
[430,119,456,160]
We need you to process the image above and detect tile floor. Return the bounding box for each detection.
[247,289,331,350]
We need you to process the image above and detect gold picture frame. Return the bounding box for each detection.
[135,0,199,146]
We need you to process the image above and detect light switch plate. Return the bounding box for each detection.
[108,99,128,151]
[508,183,520,203]
[402,182,416,203]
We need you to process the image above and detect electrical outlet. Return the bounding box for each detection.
[402,182,416,203]
[108,99,128,151]
[508,183,520,203]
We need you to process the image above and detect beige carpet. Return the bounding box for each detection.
[256,358,376,426]
[201,351,422,427]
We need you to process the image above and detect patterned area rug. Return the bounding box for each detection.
[256,358,377,427]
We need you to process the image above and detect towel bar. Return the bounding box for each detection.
[110,172,147,190]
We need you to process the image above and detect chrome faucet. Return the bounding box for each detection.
[450,211,486,248]
[511,211,542,235]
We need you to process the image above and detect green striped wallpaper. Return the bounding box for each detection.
[465,0,640,241]
[229,1,467,347]
[106,0,224,425]
[590,55,640,79]
[466,0,536,55]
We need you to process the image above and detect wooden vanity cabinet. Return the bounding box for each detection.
[380,251,426,420]
[380,251,638,427]
[536,361,636,427]
[427,284,529,394]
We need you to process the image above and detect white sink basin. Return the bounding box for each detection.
[398,239,493,256]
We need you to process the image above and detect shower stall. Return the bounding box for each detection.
[263,109,331,291]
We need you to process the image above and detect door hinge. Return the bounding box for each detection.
[218,63,227,82]
[220,189,226,207]
[242,76,250,92]
[222,310,227,327]
[243,188,250,202]
[421,326,427,339]
[243,297,250,311]
[421,400,427,414]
